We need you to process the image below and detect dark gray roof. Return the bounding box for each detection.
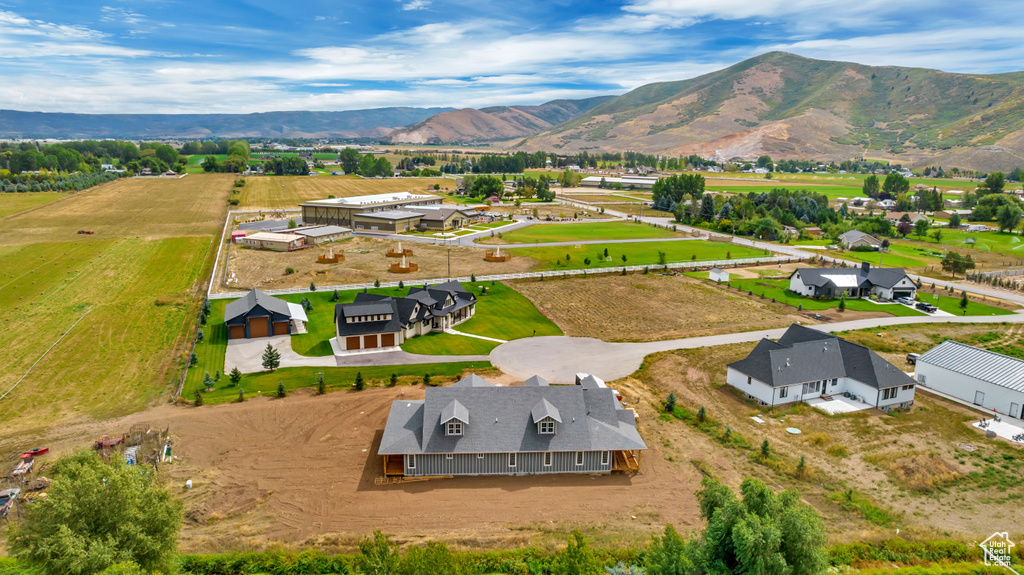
[918,340,1024,392]
[451,374,494,387]
[237,219,303,232]
[355,209,424,220]
[839,230,881,245]
[224,289,293,323]
[292,225,351,237]
[728,324,915,390]
[334,281,476,336]
[379,375,646,455]
[789,264,911,290]
[334,297,404,336]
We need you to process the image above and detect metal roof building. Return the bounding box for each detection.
[916,340,1024,419]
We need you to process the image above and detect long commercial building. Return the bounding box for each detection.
[915,340,1024,419]
[300,192,479,233]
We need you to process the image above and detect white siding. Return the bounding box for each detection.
[916,362,1024,417]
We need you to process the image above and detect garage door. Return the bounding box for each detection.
[363,335,378,349]
[381,333,395,347]
[273,321,289,335]
[345,336,361,350]
[228,325,245,340]
[249,317,269,338]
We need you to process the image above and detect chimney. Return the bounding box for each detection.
[861,261,870,273]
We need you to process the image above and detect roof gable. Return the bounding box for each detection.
[225,289,292,323]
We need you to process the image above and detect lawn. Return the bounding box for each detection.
[184,362,492,404]
[455,281,563,340]
[918,292,1017,316]
[237,175,447,209]
[513,240,767,270]
[489,221,682,244]
[0,237,214,432]
[701,275,926,316]
[704,183,865,199]
[399,332,498,355]
[830,250,932,269]
[0,191,68,218]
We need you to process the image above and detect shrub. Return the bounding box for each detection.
[309,282,317,291]
[374,279,380,288]
[285,267,295,275]
[696,407,706,422]
[354,372,365,391]
[665,393,677,413]
[276,381,286,398]
[236,388,245,403]
[193,390,203,407]
[390,373,398,387]
[423,373,432,386]
[761,439,770,459]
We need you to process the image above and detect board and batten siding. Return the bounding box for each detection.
[405,451,612,476]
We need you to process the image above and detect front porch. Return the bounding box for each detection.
[612,450,641,473]
[382,454,405,477]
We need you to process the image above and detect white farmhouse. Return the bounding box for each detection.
[788,262,917,300]
[726,324,917,411]
[915,341,1024,419]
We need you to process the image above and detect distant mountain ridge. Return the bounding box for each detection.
[517,52,1024,172]
[383,97,615,144]
[0,108,455,140]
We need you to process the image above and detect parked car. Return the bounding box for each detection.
[897,297,915,306]
[0,487,20,517]
[906,353,920,365]
[915,302,937,313]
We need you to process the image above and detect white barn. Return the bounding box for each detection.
[709,268,730,283]
[915,341,1024,419]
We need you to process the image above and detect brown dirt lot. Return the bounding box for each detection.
[238,176,448,210]
[511,274,821,342]
[222,237,538,290]
[0,174,233,246]
[485,204,614,220]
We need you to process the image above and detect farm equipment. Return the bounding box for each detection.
[11,457,33,480]
[21,447,48,459]
[94,435,125,450]
[0,488,20,517]
[77,230,95,234]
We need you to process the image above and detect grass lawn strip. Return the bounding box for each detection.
[514,240,766,270]
[493,221,680,244]
[454,281,562,340]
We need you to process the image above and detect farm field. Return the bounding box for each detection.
[0,191,68,218]
[236,176,448,209]
[0,174,234,245]
[511,274,812,342]
[486,202,614,220]
[0,237,212,434]
[704,182,865,199]
[510,240,766,270]
[700,171,981,190]
[562,194,645,203]
[482,221,684,244]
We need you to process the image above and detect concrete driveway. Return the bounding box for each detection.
[225,335,489,374]
[489,312,1024,383]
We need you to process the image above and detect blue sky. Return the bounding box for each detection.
[1,0,1023,114]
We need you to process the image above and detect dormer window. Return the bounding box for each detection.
[446,421,463,436]
[539,420,555,434]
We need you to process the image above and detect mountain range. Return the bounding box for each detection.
[3,52,1024,171]
[0,108,454,140]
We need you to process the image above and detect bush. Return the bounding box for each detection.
[423,373,432,386]
[276,381,286,398]
[193,390,203,407]
[285,267,295,275]
[354,372,365,391]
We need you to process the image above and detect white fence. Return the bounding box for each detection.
[208,255,798,300]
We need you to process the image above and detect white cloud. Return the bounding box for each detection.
[100,6,146,26]
[400,0,431,10]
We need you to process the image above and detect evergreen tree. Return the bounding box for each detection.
[332,289,340,302]
[229,367,242,385]
[354,371,365,391]
[761,440,771,460]
[261,343,281,371]
[189,351,198,366]
[193,390,203,407]
[237,388,245,403]
[960,290,970,314]
[838,293,846,312]
[665,393,677,413]
[317,372,326,395]
[277,381,286,398]
[646,525,694,575]
[390,373,399,387]
[196,329,204,343]
[422,373,431,386]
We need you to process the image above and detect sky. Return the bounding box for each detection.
[1,0,1023,114]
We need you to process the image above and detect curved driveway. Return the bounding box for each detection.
[489,313,1024,383]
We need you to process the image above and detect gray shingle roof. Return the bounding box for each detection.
[355,209,424,220]
[728,324,915,390]
[839,230,881,245]
[918,340,1024,392]
[524,375,549,387]
[224,289,293,323]
[379,375,646,455]
[334,298,404,336]
[441,399,469,424]
[531,398,562,423]
[292,225,351,237]
[789,264,911,290]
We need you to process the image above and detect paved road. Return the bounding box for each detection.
[471,236,706,249]
[489,312,1024,383]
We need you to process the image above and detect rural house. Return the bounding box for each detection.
[240,232,306,251]
[788,262,917,300]
[378,374,646,477]
[726,324,917,411]
[838,230,882,250]
[291,225,353,244]
[884,212,931,225]
[225,289,308,339]
[914,341,1024,419]
[333,280,476,352]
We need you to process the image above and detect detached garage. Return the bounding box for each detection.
[224,288,307,340]
[915,340,1024,419]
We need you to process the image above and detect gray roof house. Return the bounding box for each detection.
[333,280,477,353]
[788,262,917,300]
[379,374,646,477]
[225,289,307,339]
[726,324,917,411]
[839,230,882,249]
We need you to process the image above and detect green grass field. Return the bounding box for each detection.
[0,191,68,218]
[400,332,498,355]
[186,362,492,404]
[704,183,866,199]
[513,240,766,270]
[455,281,562,340]
[490,221,681,244]
[917,292,1016,316]
[0,237,212,430]
[699,275,925,316]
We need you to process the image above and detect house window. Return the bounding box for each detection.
[747,376,752,385]
[446,421,463,436]
[446,453,453,460]
[918,375,927,384]
[882,388,897,400]
[544,452,552,466]
[539,421,555,434]
[902,384,915,391]
[575,452,584,466]
[601,451,610,465]
[408,455,415,469]
[779,386,789,399]
[508,453,517,467]
[831,379,838,386]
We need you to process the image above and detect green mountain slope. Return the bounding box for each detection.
[521,52,1024,171]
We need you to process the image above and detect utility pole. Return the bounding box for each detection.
[447,239,451,280]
